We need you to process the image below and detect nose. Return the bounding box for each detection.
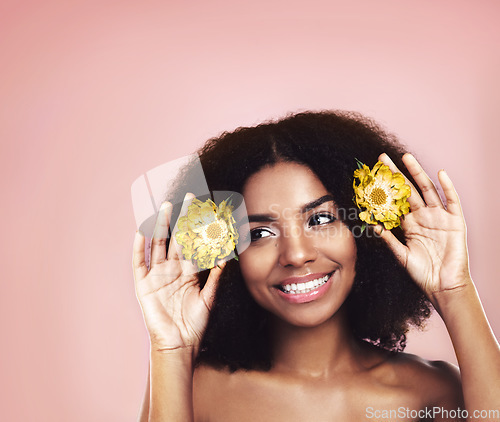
[278,226,317,268]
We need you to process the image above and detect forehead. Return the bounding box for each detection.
[242,162,331,213]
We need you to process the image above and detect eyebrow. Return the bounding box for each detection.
[248,214,277,223]
[246,195,336,223]
[301,194,336,213]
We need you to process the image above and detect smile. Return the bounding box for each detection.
[278,274,330,294]
[273,271,336,304]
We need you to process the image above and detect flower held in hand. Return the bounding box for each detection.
[175,198,239,269]
[353,160,411,230]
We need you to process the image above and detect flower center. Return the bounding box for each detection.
[370,187,388,205]
[206,220,224,240]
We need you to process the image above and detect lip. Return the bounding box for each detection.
[276,272,331,287]
[274,271,335,304]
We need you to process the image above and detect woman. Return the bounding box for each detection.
[133,111,500,421]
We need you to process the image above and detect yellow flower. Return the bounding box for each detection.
[353,160,411,230]
[175,198,239,269]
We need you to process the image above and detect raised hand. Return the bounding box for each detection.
[375,153,472,305]
[132,193,224,354]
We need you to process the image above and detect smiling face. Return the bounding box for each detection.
[238,162,357,327]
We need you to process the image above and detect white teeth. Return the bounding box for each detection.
[279,274,331,294]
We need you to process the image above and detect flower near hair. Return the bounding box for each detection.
[175,198,239,269]
[353,159,411,230]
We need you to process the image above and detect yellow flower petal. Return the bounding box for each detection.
[353,159,411,230]
[174,197,239,269]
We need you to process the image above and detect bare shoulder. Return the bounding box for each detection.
[380,351,464,407]
[193,363,232,393]
[193,363,287,421]
[193,363,225,400]
[192,351,465,421]
[193,363,241,420]
[193,362,270,398]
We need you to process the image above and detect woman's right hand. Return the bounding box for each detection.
[132,193,224,355]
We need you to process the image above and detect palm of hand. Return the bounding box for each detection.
[401,206,469,295]
[137,262,210,351]
[377,154,471,302]
[133,196,223,354]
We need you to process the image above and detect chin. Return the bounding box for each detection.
[274,304,343,328]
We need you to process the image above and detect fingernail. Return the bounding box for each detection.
[160,201,170,210]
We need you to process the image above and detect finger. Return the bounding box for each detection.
[438,170,463,216]
[201,261,226,311]
[167,192,196,261]
[150,201,173,267]
[179,257,199,276]
[403,153,446,208]
[132,231,148,281]
[378,153,425,211]
[374,224,408,265]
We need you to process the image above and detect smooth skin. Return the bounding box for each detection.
[133,154,500,422]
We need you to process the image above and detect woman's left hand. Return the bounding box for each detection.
[375,153,472,306]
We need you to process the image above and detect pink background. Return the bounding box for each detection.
[1,1,499,420]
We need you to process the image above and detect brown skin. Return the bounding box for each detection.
[194,349,463,422]
[238,163,357,329]
[134,156,499,422]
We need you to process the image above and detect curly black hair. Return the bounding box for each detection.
[167,110,432,372]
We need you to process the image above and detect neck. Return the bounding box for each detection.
[269,306,364,378]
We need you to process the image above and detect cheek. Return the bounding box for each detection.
[340,237,357,267]
[239,246,277,288]
[316,225,357,265]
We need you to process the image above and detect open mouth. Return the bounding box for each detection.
[276,272,334,295]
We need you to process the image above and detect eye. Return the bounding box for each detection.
[308,212,336,227]
[250,228,275,242]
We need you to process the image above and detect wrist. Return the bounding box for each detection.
[150,346,196,381]
[151,344,196,362]
[430,277,476,318]
[149,345,196,421]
